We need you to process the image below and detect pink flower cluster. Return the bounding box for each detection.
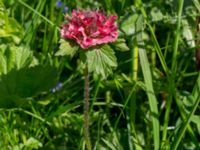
[61,10,118,49]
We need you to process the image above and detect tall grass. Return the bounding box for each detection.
[0,0,199,149]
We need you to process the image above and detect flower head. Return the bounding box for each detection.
[61,10,118,49]
[56,1,63,8]
[51,82,63,93]
[63,6,68,14]
[55,1,68,14]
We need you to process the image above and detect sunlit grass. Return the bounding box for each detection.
[0,0,199,149]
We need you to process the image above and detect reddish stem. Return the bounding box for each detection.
[84,64,92,150]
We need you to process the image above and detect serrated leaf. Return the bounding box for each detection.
[0,50,7,74]
[56,39,78,57]
[0,65,58,108]
[111,38,129,51]
[0,44,33,75]
[4,45,15,72]
[14,46,33,69]
[86,45,117,78]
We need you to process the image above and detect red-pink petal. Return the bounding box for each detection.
[61,10,118,49]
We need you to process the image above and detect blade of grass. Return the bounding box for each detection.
[0,108,51,126]
[114,84,137,131]
[173,92,200,149]
[171,0,184,72]
[162,0,184,146]
[136,15,160,150]
[135,0,169,74]
[138,45,160,150]
[130,25,141,149]
[147,23,169,75]
[19,0,46,44]
[192,0,200,13]
[171,73,200,149]
[18,0,59,30]
[131,40,139,81]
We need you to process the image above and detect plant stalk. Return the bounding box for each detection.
[195,6,200,70]
[84,64,92,150]
[162,0,184,147]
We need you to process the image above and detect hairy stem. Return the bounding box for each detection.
[84,64,92,150]
[196,9,200,70]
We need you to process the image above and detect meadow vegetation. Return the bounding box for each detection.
[0,0,200,149]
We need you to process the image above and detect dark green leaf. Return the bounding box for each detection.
[0,65,58,108]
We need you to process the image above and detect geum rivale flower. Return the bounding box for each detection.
[61,10,118,49]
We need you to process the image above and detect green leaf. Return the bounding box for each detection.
[111,38,129,51]
[0,45,7,74]
[0,65,58,108]
[25,137,43,148]
[120,12,138,36]
[192,0,200,13]
[14,46,33,69]
[86,45,117,78]
[150,7,163,22]
[56,39,79,57]
[182,20,195,48]
[191,115,200,134]
[0,44,33,75]
[0,2,23,43]
[172,73,200,149]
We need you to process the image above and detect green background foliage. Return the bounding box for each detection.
[0,0,199,149]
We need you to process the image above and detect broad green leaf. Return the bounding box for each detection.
[0,2,23,43]
[56,39,79,57]
[111,38,129,51]
[0,44,33,75]
[182,20,195,48]
[191,115,200,134]
[0,65,58,108]
[13,46,33,69]
[24,137,43,148]
[120,12,138,36]
[150,7,163,22]
[86,45,117,78]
